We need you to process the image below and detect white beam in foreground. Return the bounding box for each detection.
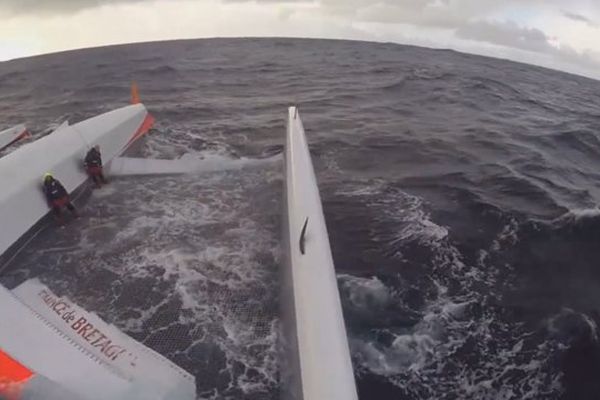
[107,154,280,177]
[283,107,358,400]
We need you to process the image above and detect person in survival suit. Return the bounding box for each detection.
[43,173,79,224]
[84,145,107,187]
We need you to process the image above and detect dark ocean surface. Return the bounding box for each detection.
[1,38,600,400]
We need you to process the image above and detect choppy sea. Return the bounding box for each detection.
[1,38,600,400]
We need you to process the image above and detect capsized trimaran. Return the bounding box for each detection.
[0,99,358,399]
[0,100,154,262]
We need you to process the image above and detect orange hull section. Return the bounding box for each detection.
[0,349,33,400]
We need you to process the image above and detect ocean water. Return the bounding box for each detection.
[1,38,600,400]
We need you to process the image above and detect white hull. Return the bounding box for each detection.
[0,279,195,400]
[0,104,153,260]
[283,107,358,400]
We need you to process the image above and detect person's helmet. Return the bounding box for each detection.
[43,172,53,181]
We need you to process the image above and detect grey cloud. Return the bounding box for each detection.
[2,0,598,72]
[456,19,600,71]
[223,0,310,2]
[240,0,600,31]
[311,1,599,64]
[353,2,471,29]
[215,0,600,71]
[0,0,309,14]
[0,0,149,14]
[223,0,600,77]
[456,20,553,53]
[309,0,573,32]
[562,10,597,27]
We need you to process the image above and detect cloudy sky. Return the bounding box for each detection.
[1,0,599,79]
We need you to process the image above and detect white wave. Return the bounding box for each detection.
[338,274,391,312]
[546,308,599,343]
[582,313,599,342]
[387,196,449,246]
[491,217,519,251]
[566,207,600,219]
[334,179,387,197]
[554,207,600,225]
[343,263,561,399]
[351,333,437,377]
[336,181,449,251]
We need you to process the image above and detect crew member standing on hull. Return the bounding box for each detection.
[43,173,79,225]
[84,145,107,187]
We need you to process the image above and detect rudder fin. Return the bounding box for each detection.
[131,82,141,104]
